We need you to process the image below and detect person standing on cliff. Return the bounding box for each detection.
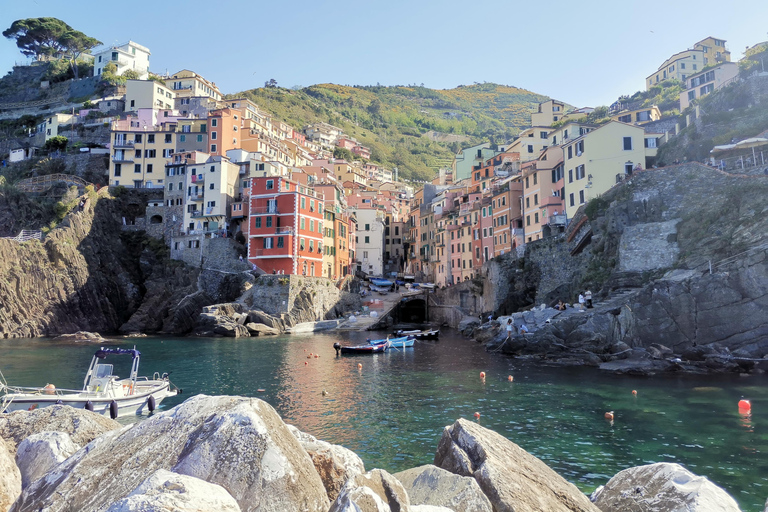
[578,293,585,310]
[585,290,593,308]
[505,319,514,340]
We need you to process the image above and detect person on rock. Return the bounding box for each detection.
[578,293,585,310]
[505,319,515,340]
[585,290,593,308]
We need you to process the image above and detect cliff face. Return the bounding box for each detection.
[0,191,245,338]
[486,164,768,357]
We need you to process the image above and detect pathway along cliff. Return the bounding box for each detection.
[469,163,768,373]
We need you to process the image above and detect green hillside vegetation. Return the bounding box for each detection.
[229,83,549,181]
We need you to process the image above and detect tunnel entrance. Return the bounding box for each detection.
[396,298,427,323]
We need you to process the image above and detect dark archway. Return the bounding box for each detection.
[149,215,163,224]
[398,298,426,323]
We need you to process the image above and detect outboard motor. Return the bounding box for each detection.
[85,401,94,412]
[333,342,341,355]
[147,395,156,413]
[109,400,118,419]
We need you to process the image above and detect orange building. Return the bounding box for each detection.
[247,175,324,276]
[207,108,242,156]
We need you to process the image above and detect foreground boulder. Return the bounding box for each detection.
[105,469,241,512]
[52,331,108,343]
[15,432,79,489]
[329,469,410,512]
[592,462,741,512]
[288,425,365,502]
[0,405,120,454]
[394,464,492,512]
[434,418,598,512]
[0,437,21,512]
[11,395,330,512]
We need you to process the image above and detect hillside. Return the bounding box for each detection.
[229,83,551,181]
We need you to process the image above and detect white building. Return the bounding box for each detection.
[351,207,386,276]
[125,80,175,112]
[93,41,151,80]
[183,155,240,235]
[165,70,222,101]
[679,62,739,110]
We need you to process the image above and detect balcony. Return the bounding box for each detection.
[191,207,217,218]
[113,140,134,149]
[275,227,294,235]
[188,192,203,201]
[191,174,205,184]
[547,214,567,226]
[252,206,279,215]
[112,155,133,163]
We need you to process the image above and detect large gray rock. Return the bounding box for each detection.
[15,432,79,489]
[411,506,453,512]
[105,469,241,512]
[288,425,365,502]
[0,405,120,454]
[394,464,492,512]
[434,418,598,512]
[329,469,410,512]
[592,462,741,512]
[0,437,21,512]
[11,395,330,512]
[245,322,281,336]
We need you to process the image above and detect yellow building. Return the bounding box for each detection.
[109,117,176,188]
[610,105,661,125]
[506,127,552,162]
[646,37,729,90]
[531,99,566,127]
[562,121,649,219]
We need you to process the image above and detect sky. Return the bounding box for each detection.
[2,0,768,108]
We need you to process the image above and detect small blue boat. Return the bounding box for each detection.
[370,278,394,287]
[368,336,414,348]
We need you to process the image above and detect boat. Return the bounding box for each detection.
[0,347,180,419]
[370,278,394,288]
[395,329,439,340]
[368,336,414,348]
[333,342,388,354]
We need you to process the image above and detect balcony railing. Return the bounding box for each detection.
[191,174,205,183]
[112,156,133,163]
[275,227,294,235]
[191,207,216,218]
[113,140,134,148]
[547,214,567,226]
[252,206,279,214]
[189,193,203,201]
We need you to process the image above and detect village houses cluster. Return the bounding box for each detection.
[27,36,762,284]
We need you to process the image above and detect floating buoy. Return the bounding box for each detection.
[147,395,156,413]
[474,412,481,419]
[310,353,313,356]
[304,361,308,365]
[314,355,319,358]
[508,375,514,382]
[307,355,312,358]
[358,363,363,369]
[257,389,266,392]
[109,400,118,419]
[604,411,614,421]
[479,372,486,379]
[738,399,751,412]
[632,390,638,396]
[322,390,327,396]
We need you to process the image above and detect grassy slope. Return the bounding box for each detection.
[228,83,550,181]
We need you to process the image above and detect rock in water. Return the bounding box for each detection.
[394,464,492,512]
[105,469,241,512]
[288,425,365,502]
[329,469,410,512]
[433,418,599,512]
[10,395,329,512]
[592,462,741,512]
[0,437,22,512]
[15,432,80,489]
[0,405,120,454]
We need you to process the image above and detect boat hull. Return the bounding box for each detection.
[339,344,387,354]
[2,382,178,418]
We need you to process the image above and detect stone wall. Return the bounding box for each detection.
[619,220,680,272]
[171,235,247,272]
[525,235,588,304]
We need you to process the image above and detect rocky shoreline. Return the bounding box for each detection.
[0,396,753,512]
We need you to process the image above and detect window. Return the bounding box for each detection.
[527,145,534,153]
[301,197,306,210]
[365,223,370,231]
[266,216,273,228]
[263,237,273,249]
[207,201,216,207]
[569,193,575,207]
[568,169,573,183]
[300,238,305,251]
[576,165,585,180]
[147,135,155,143]
[645,138,657,148]
[310,220,314,232]
[300,218,305,230]
[579,190,585,204]
[266,179,274,190]
[526,197,530,208]
[533,173,537,185]
[526,215,530,226]
[534,194,538,206]
[277,237,284,248]
[146,164,153,173]
[309,240,314,252]
[211,131,217,140]
[623,137,633,150]
[568,146,572,159]
[255,217,262,228]
[145,149,156,158]
[693,64,697,70]
[211,119,218,127]
[364,236,370,243]
[540,131,548,139]
[135,134,142,143]
[134,164,141,173]
[197,135,203,142]
[688,90,696,101]
[525,177,529,188]
[114,164,122,177]
[210,144,217,152]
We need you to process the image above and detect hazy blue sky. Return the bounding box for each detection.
[2,0,767,108]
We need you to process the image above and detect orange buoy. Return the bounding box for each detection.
[632,390,637,396]
[605,411,614,421]
[479,372,486,379]
[474,412,481,419]
[738,399,751,412]
[508,375,514,382]
[314,355,319,358]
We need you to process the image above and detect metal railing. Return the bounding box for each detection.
[1,230,43,242]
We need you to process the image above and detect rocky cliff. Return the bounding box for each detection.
[481,164,768,366]
[0,189,246,338]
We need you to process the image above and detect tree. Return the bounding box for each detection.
[3,18,100,78]
[44,136,68,153]
[265,78,278,88]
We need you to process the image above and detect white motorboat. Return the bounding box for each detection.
[1,347,180,419]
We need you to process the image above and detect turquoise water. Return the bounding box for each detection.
[2,332,767,511]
